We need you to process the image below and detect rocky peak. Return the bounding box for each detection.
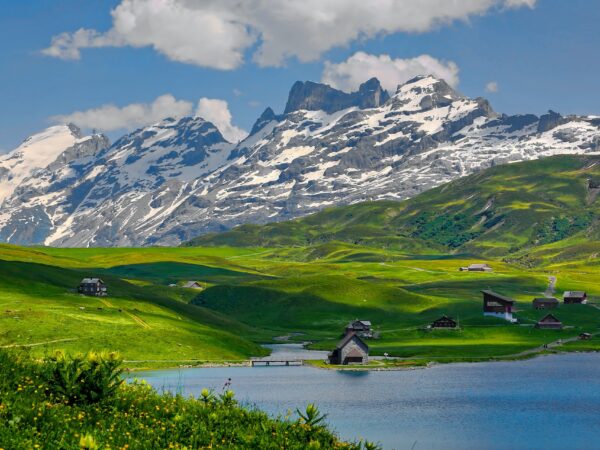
[538,110,568,133]
[284,78,390,115]
[356,77,390,109]
[250,107,281,135]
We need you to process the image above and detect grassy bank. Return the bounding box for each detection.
[0,350,377,449]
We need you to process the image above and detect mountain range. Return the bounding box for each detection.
[1,75,600,247]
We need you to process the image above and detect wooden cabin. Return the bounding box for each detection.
[482,290,517,323]
[345,320,373,338]
[563,291,587,304]
[535,313,562,329]
[579,332,592,340]
[78,278,107,297]
[460,263,493,272]
[532,297,559,310]
[328,332,369,365]
[183,281,203,290]
[430,316,458,329]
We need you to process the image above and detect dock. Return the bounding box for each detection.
[251,359,303,367]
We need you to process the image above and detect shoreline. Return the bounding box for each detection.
[124,347,600,373]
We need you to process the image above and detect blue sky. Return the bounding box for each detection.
[0,0,599,150]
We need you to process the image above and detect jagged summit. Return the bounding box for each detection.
[284,77,389,114]
[1,76,599,247]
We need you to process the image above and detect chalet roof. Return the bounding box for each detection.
[183,281,202,288]
[564,291,586,298]
[433,315,455,322]
[346,347,366,358]
[336,332,368,351]
[538,313,561,324]
[469,263,490,269]
[80,278,103,284]
[481,290,515,304]
[533,297,559,303]
[348,320,371,327]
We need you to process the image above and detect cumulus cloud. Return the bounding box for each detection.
[322,52,460,93]
[43,0,537,69]
[195,98,247,143]
[50,94,194,132]
[485,81,499,93]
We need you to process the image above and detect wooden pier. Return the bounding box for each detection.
[251,359,303,367]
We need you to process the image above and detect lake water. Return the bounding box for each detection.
[133,347,600,450]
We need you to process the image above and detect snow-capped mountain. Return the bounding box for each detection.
[2,75,600,246]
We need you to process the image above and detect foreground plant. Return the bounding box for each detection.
[0,349,380,449]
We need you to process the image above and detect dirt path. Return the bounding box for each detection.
[100,299,151,329]
[544,276,557,297]
[1,338,78,348]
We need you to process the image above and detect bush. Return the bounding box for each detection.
[42,350,123,405]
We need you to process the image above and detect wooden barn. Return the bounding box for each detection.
[78,278,107,297]
[535,314,562,329]
[430,316,458,329]
[579,332,592,340]
[532,297,559,310]
[345,320,373,338]
[460,263,493,272]
[482,290,517,323]
[563,291,587,304]
[328,332,369,365]
[183,281,203,290]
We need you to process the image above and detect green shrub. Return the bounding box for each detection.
[42,350,123,405]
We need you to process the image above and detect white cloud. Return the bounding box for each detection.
[195,98,247,143]
[43,0,537,69]
[322,52,460,93]
[485,81,499,93]
[50,94,193,132]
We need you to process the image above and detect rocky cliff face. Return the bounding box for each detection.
[284,78,390,113]
[1,75,600,247]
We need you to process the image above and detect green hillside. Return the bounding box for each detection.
[186,155,600,266]
[4,156,600,367]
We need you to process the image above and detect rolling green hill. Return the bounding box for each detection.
[186,155,600,266]
[4,156,600,367]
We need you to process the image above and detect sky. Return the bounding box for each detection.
[0,0,599,151]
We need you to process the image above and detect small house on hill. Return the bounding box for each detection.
[78,278,107,297]
[535,313,562,329]
[345,320,373,338]
[328,332,369,365]
[532,297,559,310]
[460,263,493,272]
[579,332,592,340]
[183,281,203,290]
[482,290,517,323]
[563,291,587,304]
[430,316,458,329]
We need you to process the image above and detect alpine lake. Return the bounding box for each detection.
[131,344,600,450]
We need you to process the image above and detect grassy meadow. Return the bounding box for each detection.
[2,240,600,368]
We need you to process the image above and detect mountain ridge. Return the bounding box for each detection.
[1,75,600,247]
[186,154,600,266]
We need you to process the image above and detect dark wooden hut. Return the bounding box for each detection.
[535,313,562,329]
[345,320,373,338]
[482,290,516,322]
[563,291,587,304]
[430,316,458,329]
[78,278,107,297]
[532,297,559,310]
